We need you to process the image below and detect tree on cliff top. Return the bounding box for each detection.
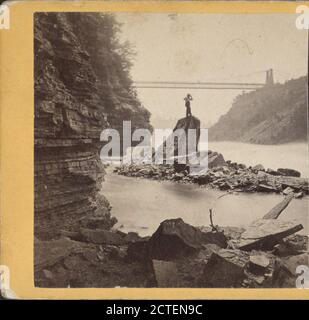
[66,13,151,131]
[209,76,307,144]
[67,13,137,97]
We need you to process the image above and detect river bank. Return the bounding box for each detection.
[34,165,308,288]
[114,160,309,196]
[34,213,308,288]
[103,171,308,237]
[208,141,308,178]
[34,145,308,288]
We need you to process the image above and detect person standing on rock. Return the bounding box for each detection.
[184,93,193,117]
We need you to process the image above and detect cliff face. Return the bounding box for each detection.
[34,13,151,240]
[209,76,308,144]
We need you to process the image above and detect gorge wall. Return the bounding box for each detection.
[34,13,152,240]
[209,76,308,144]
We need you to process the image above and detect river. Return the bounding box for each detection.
[103,169,308,237]
[208,141,309,177]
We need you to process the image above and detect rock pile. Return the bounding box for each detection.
[114,160,308,196]
[35,195,308,288]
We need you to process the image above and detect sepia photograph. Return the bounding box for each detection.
[34,11,308,288]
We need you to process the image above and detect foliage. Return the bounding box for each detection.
[209,76,308,144]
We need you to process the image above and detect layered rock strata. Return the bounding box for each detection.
[34,13,151,239]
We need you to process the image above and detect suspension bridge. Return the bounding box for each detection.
[133,69,275,90]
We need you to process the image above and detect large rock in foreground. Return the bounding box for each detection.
[202,249,249,287]
[34,237,82,273]
[272,253,309,288]
[148,218,228,260]
[152,260,179,287]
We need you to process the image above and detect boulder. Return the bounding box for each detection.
[286,234,308,251]
[60,230,82,241]
[282,187,294,195]
[157,116,200,162]
[277,168,301,177]
[80,228,125,245]
[273,242,298,257]
[79,215,117,230]
[281,253,309,277]
[200,243,222,257]
[208,152,225,169]
[124,232,141,243]
[82,247,99,263]
[249,254,270,274]
[109,246,127,260]
[34,237,81,272]
[279,176,308,192]
[139,168,151,176]
[238,164,246,170]
[188,164,208,176]
[194,174,212,185]
[127,237,150,262]
[174,163,188,173]
[272,253,309,288]
[294,191,303,199]
[152,260,179,287]
[202,249,249,287]
[148,218,227,260]
[229,162,239,169]
[218,182,232,190]
[257,183,278,193]
[213,171,224,178]
[173,172,185,181]
[238,219,303,251]
[252,164,265,172]
[266,168,280,176]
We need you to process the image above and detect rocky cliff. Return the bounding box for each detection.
[34,13,151,240]
[167,116,200,159]
[209,76,308,144]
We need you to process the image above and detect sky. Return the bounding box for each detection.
[116,13,308,129]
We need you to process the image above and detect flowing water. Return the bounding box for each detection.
[103,170,308,237]
[208,141,309,177]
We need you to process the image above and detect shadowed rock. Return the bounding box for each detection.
[127,237,151,262]
[249,254,270,274]
[207,152,226,169]
[277,168,301,177]
[152,260,179,287]
[148,218,228,260]
[202,249,249,287]
[35,237,81,272]
[238,219,303,251]
[272,253,309,287]
[80,228,125,245]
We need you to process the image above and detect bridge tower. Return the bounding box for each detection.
[265,69,274,85]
